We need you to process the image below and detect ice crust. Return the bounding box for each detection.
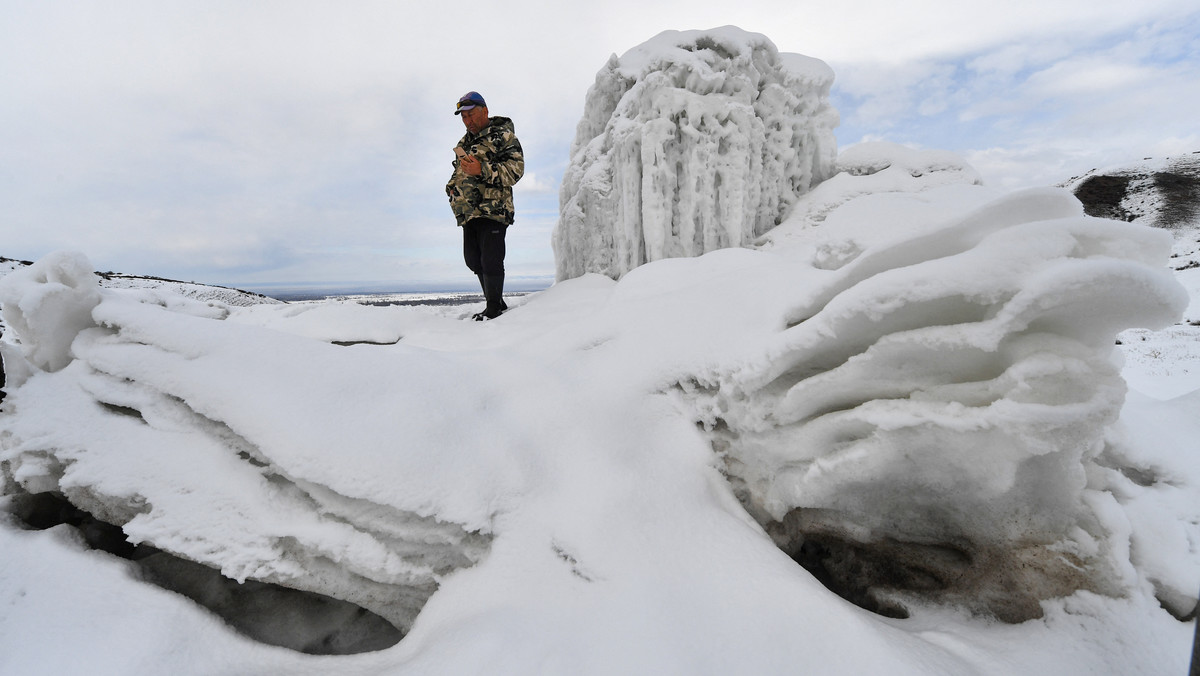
[553,27,838,281]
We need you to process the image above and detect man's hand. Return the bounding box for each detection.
[459,154,482,177]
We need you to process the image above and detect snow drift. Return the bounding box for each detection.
[553,26,838,281]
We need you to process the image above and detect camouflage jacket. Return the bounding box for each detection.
[446,116,524,226]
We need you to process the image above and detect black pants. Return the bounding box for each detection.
[462,218,507,276]
[0,328,5,405]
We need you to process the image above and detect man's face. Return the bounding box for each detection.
[460,106,489,134]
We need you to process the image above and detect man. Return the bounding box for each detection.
[446,91,524,320]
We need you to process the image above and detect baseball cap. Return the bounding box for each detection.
[454,91,487,115]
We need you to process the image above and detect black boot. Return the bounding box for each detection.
[475,273,505,311]
[472,274,494,321]
[493,274,508,312]
[474,274,506,321]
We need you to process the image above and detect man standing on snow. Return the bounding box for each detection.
[446,91,524,321]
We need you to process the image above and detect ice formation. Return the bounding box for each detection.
[0,169,1195,672]
[680,186,1191,621]
[553,27,838,281]
[0,252,492,637]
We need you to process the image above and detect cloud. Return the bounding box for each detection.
[832,6,1200,189]
[514,172,557,195]
[1026,59,1149,96]
[2,1,1198,286]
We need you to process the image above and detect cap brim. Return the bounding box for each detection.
[454,104,479,115]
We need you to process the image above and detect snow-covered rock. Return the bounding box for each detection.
[1063,153,1200,402]
[1062,152,1200,230]
[553,27,838,281]
[1062,152,1200,277]
[97,273,285,308]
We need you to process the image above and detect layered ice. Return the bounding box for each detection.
[0,253,493,635]
[553,27,838,281]
[681,187,1190,621]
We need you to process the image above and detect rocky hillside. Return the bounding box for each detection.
[1062,152,1200,274]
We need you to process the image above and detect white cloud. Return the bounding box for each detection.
[1026,58,1157,96]
[1,0,1198,285]
[832,4,1200,190]
[514,172,557,195]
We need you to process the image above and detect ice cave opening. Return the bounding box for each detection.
[4,491,403,655]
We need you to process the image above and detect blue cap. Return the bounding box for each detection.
[454,91,486,115]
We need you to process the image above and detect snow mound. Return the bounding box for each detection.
[758,142,984,246]
[553,26,838,281]
[0,256,281,343]
[680,187,1192,621]
[836,141,980,181]
[0,252,101,372]
[0,187,1195,673]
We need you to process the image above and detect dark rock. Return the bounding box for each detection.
[1074,174,1135,221]
[766,507,1115,624]
[1065,153,1200,231]
[1153,170,1200,229]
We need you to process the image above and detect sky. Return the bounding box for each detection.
[2,0,1198,292]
